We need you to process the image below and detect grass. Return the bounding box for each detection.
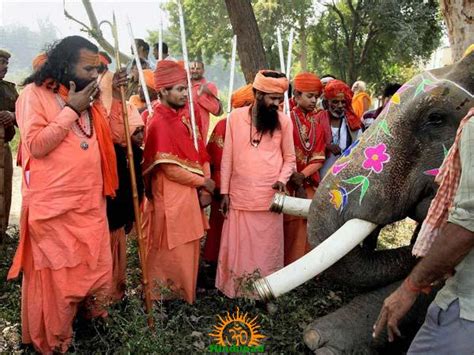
[0,220,415,353]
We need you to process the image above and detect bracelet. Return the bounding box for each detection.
[65,103,81,117]
[404,277,432,295]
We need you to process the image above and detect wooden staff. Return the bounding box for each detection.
[177,0,199,150]
[99,13,154,329]
[227,35,238,114]
[127,17,153,115]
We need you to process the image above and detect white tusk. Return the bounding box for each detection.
[269,193,312,217]
[253,219,377,301]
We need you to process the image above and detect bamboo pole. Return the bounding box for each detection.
[226,35,238,114]
[276,28,290,114]
[177,0,199,150]
[127,18,153,115]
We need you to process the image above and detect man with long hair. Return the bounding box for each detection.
[8,35,128,353]
[216,70,296,298]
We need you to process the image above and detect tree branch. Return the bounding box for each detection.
[358,23,378,67]
[330,2,350,48]
[63,0,131,65]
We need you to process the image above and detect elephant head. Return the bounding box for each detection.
[254,52,474,300]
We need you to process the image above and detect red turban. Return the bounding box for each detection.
[293,72,322,93]
[324,79,353,102]
[154,60,187,90]
[32,52,47,72]
[142,69,155,89]
[253,70,288,94]
[231,84,254,108]
[98,53,111,65]
[324,79,361,130]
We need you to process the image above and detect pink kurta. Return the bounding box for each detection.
[216,106,296,298]
[9,83,124,354]
[192,78,221,141]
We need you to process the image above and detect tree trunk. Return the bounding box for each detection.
[440,0,474,62]
[225,0,268,83]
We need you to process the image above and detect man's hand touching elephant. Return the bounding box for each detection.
[372,281,418,342]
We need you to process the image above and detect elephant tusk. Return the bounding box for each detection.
[253,219,378,301]
[269,193,312,217]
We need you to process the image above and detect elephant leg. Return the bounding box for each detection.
[304,282,437,354]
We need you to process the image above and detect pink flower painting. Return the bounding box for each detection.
[362,143,390,174]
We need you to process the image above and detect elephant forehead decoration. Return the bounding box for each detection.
[327,71,474,212]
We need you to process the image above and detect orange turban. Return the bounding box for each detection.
[98,53,111,65]
[231,84,254,108]
[253,70,288,94]
[32,52,47,72]
[324,79,353,102]
[154,60,187,90]
[293,72,322,93]
[142,69,154,89]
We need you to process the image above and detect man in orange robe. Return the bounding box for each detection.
[351,80,371,119]
[284,73,326,265]
[8,36,128,354]
[203,84,254,274]
[317,79,362,177]
[142,61,215,304]
[129,69,158,113]
[217,71,296,298]
[190,60,223,141]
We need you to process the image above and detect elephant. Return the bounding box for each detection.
[253,51,474,354]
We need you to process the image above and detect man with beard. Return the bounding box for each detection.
[0,49,18,241]
[8,35,128,354]
[142,60,214,304]
[216,70,296,298]
[190,60,223,141]
[317,79,362,177]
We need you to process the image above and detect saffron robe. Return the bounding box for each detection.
[191,78,221,141]
[216,106,296,298]
[9,83,125,354]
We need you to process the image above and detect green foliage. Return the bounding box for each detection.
[308,0,442,84]
[155,0,441,89]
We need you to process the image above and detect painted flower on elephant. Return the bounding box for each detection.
[331,161,350,176]
[329,186,348,211]
[342,139,360,157]
[362,143,390,174]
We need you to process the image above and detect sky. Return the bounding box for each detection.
[1,0,170,50]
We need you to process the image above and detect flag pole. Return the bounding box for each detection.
[285,28,295,115]
[277,28,289,115]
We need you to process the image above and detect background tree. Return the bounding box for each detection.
[308,0,442,85]
[440,0,474,61]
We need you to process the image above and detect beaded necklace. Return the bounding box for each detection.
[292,109,316,152]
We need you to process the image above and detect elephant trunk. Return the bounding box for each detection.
[325,245,417,289]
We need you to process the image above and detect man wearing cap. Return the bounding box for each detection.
[317,79,362,177]
[8,36,128,353]
[142,60,215,304]
[283,72,326,265]
[216,70,296,298]
[202,84,254,282]
[0,49,18,241]
[190,60,223,141]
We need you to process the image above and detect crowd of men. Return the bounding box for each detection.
[0,35,473,354]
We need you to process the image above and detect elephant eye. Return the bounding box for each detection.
[425,113,445,127]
